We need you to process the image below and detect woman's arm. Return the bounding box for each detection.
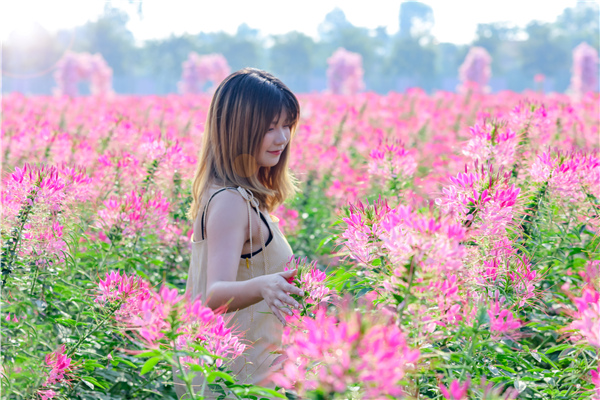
[203,191,302,323]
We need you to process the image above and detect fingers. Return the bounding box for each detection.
[273,299,293,316]
[280,268,297,277]
[285,283,304,297]
[278,293,301,310]
[269,304,286,325]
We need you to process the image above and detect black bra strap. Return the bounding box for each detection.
[201,187,237,240]
[200,187,274,254]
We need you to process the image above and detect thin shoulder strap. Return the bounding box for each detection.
[201,186,238,240]
[200,186,270,272]
[236,187,269,272]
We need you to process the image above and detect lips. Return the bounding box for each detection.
[267,150,282,155]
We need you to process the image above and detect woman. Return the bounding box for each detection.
[174,68,305,399]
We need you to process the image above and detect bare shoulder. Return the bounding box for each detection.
[204,189,249,235]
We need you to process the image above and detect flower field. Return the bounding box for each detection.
[1,89,599,400]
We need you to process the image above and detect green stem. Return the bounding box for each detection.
[397,254,417,326]
[128,369,170,397]
[2,185,40,287]
[172,338,195,400]
[66,300,122,358]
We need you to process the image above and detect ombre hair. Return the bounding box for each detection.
[187,68,300,221]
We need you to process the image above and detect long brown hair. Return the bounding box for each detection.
[187,68,300,221]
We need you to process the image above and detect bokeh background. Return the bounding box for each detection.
[2,0,599,95]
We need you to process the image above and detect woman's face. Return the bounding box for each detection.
[256,109,291,168]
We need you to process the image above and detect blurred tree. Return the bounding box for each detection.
[3,2,597,95]
[70,5,137,77]
[399,1,434,38]
[386,36,436,91]
[268,32,314,92]
[435,42,469,79]
[318,7,353,42]
[317,8,385,90]
[519,21,570,79]
[473,22,520,75]
[141,34,204,93]
[554,2,600,50]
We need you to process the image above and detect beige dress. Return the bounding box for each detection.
[173,186,293,399]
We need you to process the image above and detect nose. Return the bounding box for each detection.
[274,126,289,145]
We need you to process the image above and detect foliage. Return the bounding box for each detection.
[1,89,599,399]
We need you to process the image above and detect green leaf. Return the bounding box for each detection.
[371,258,381,266]
[497,365,516,374]
[207,370,235,383]
[140,356,161,375]
[114,357,137,368]
[81,376,106,389]
[134,350,161,358]
[81,379,94,389]
[545,344,570,354]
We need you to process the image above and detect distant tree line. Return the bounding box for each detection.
[2,2,598,95]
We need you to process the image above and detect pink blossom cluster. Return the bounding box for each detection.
[470,238,541,308]
[380,205,467,275]
[568,286,600,348]
[37,389,57,400]
[592,365,600,400]
[462,121,518,168]
[368,139,417,183]
[284,256,332,306]
[96,189,171,241]
[505,102,557,149]
[420,274,477,330]
[436,162,520,238]
[53,51,113,97]
[95,270,152,321]
[570,42,599,99]
[43,344,72,387]
[529,150,600,204]
[1,163,92,263]
[272,302,419,398]
[458,47,492,93]
[271,206,300,235]
[178,53,230,94]
[326,48,365,95]
[136,286,246,369]
[487,300,522,337]
[439,378,469,400]
[339,197,392,265]
[96,271,246,369]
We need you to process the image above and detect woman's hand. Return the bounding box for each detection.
[259,269,305,325]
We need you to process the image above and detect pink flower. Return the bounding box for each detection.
[271,300,419,397]
[439,378,470,400]
[37,389,57,400]
[458,47,492,93]
[44,345,72,386]
[368,138,417,182]
[177,52,230,94]
[568,288,600,348]
[272,206,300,235]
[327,48,365,95]
[284,256,331,306]
[488,301,522,335]
[53,51,113,97]
[96,270,152,322]
[591,366,600,398]
[570,42,598,99]
[102,271,246,370]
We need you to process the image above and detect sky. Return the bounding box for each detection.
[0,0,594,45]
